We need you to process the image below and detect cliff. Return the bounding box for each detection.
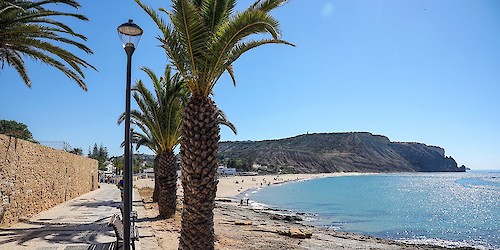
[218,132,465,173]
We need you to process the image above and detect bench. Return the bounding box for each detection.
[108,213,139,250]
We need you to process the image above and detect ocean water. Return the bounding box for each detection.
[248,172,500,249]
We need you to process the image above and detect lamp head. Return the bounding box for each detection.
[118,19,143,48]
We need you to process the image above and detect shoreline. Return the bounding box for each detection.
[134,173,480,250]
[215,173,483,250]
[215,172,371,199]
[234,200,483,250]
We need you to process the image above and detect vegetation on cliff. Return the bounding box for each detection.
[219,132,465,173]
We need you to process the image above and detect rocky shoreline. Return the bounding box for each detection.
[213,201,478,250]
[137,188,478,250]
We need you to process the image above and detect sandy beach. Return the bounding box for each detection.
[215,172,369,198]
[134,174,465,250]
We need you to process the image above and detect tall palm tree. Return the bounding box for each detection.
[0,0,95,90]
[118,66,187,218]
[137,0,293,248]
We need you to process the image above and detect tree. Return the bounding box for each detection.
[0,0,95,90]
[69,147,83,155]
[227,157,252,172]
[98,144,108,160]
[118,66,187,218]
[136,0,293,248]
[89,143,108,170]
[92,143,99,158]
[0,119,36,142]
[113,157,124,174]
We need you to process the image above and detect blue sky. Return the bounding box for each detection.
[1,0,499,170]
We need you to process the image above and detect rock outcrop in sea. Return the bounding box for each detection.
[219,132,465,173]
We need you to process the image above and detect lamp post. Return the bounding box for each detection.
[118,19,143,250]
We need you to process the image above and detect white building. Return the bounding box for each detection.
[142,168,155,178]
[104,161,115,174]
[217,166,236,176]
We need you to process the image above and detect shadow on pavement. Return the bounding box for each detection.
[68,199,120,209]
[0,185,138,249]
[0,219,116,247]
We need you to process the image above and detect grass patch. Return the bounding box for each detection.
[138,187,153,200]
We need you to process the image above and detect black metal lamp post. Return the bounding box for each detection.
[117,19,143,250]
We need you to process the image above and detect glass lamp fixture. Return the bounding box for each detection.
[117,19,143,48]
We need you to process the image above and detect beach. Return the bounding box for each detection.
[133,173,469,249]
[134,172,361,198]
[215,172,369,198]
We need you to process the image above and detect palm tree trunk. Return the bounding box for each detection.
[179,96,220,250]
[153,166,159,202]
[156,151,178,218]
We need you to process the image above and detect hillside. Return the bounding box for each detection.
[218,132,465,173]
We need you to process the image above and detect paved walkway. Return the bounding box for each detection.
[0,183,158,250]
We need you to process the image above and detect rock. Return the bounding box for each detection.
[235,220,252,225]
[270,214,303,222]
[290,228,312,239]
[277,227,312,239]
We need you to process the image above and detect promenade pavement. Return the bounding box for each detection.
[0,183,159,250]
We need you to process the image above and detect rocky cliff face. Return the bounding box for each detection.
[219,132,464,173]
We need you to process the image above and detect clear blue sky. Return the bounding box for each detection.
[1,0,499,170]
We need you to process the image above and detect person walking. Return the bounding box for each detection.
[117,178,124,201]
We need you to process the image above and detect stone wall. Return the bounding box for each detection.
[0,134,98,226]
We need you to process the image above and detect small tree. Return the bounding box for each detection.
[113,158,124,174]
[0,119,36,142]
[118,66,187,218]
[89,143,109,170]
[69,147,83,155]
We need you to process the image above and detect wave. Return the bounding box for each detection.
[398,237,497,250]
[455,177,500,190]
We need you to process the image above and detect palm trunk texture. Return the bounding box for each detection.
[153,167,159,202]
[156,151,178,218]
[179,96,220,250]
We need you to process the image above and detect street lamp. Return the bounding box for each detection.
[118,19,143,250]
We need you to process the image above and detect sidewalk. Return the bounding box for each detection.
[0,183,158,250]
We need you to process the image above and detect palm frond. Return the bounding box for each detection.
[5,50,31,87]
[140,67,160,87]
[225,64,236,87]
[216,108,237,135]
[6,10,88,24]
[170,0,208,94]
[137,0,292,98]
[118,66,187,155]
[135,0,190,85]
[135,0,168,32]
[200,0,234,34]
[205,10,283,95]
[0,0,94,90]
[26,0,81,9]
[249,0,287,13]
[210,38,294,88]
[10,43,89,90]
[29,19,88,40]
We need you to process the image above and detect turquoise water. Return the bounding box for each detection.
[248,172,500,249]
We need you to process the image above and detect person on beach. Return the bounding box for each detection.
[117,178,124,201]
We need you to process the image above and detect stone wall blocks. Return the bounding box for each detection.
[0,134,98,226]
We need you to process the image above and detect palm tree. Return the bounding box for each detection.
[136,0,293,248]
[0,0,95,90]
[118,66,187,218]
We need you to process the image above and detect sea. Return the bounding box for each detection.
[247,171,500,250]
